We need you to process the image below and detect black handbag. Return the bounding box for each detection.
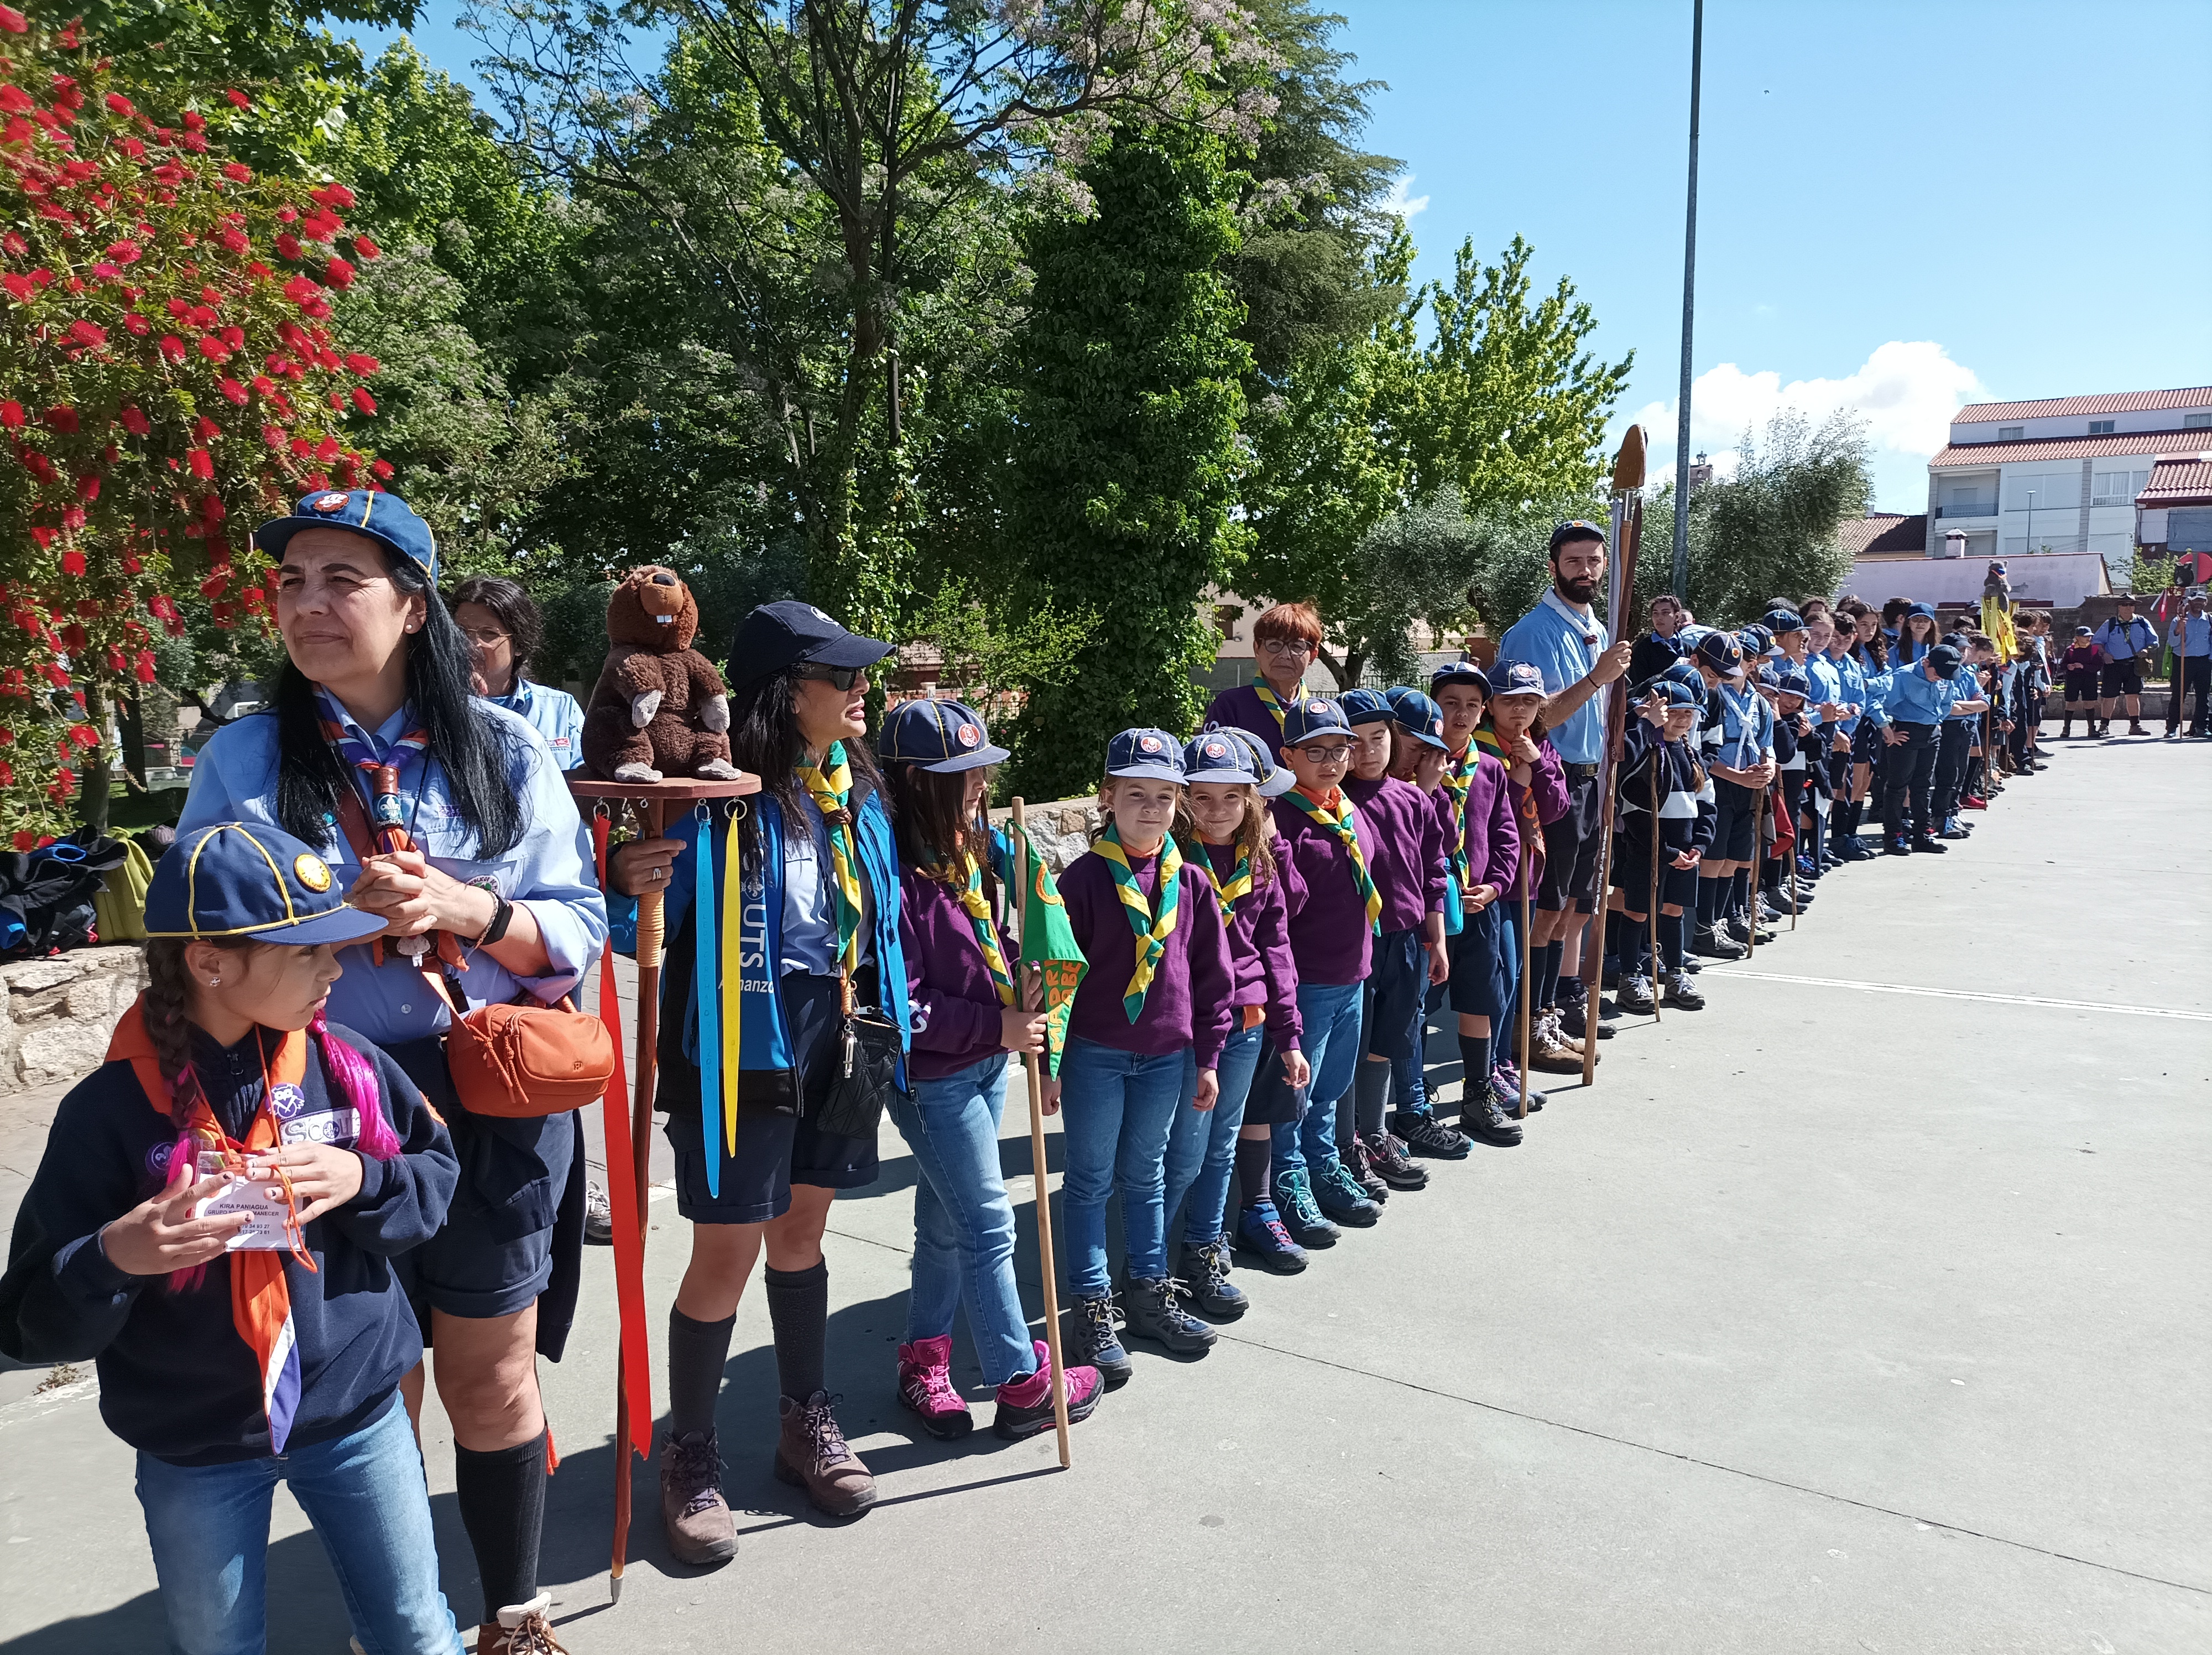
[807,971,900,1139]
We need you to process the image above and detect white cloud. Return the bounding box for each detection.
[1383,174,1428,220]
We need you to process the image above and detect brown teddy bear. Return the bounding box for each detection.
[580,566,741,783]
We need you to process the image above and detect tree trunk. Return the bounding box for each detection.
[77,681,113,837]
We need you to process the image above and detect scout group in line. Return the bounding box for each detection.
[0,500,2067,1655]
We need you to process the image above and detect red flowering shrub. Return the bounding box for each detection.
[0,18,382,833]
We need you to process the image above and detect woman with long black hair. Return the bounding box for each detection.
[179,488,606,1655]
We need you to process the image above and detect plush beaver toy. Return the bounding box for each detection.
[580,566,741,783]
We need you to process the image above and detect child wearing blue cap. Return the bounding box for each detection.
[1049,729,1235,1381]
[0,823,466,1655]
[1609,687,1713,1012]
[1165,729,1312,1292]
[876,699,1107,1441]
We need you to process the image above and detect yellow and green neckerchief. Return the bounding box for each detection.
[1439,743,1478,887]
[1093,821,1182,1021]
[951,852,1015,1007]
[1253,676,1306,736]
[1474,726,1542,841]
[795,741,864,973]
[1282,785,1382,932]
[1192,836,1252,920]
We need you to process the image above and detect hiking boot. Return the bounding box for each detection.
[895,1335,973,1441]
[1363,1131,1429,1190]
[1340,1133,1390,1203]
[1310,1157,1380,1226]
[476,1595,566,1655]
[659,1429,736,1565]
[773,1391,875,1518]
[1123,1276,1218,1355]
[1527,1015,1583,1074]
[993,1340,1104,1440]
[1460,1089,1525,1147]
[1273,1168,1340,1247]
[1694,924,1747,959]
[1489,1069,1542,1115]
[1177,1239,1248,1319]
[1616,973,1656,1014]
[2128,722,2147,736]
[1066,1294,1132,1388]
[1233,1200,1308,1273]
[1558,996,1613,1040]
[1391,1108,1470,1160]
[1885,835,1914,857]
[583,1179,614,1247]
[1939,824,1971,840]
[1911,835,1948,854]
[1663,971,1706,1010]
[1542,1008,1584,1053]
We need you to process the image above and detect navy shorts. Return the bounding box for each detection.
[660,972,881,1225]
[1536,768,1604,913]
[1709,778,1759,862]
[1361,928,1427,1062]
[1445,902,1513,1021]
[386,1037,581,1323]
[2099,660,2142,698]
[2064,671,2099,702]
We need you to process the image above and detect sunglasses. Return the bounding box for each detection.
[794,663,866,691]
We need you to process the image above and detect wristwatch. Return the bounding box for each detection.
[475,892,515,948]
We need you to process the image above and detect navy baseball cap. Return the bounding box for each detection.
[1490,660,1547,700]
[2073,624,2092,636]
[1281,697,1354,745]
[1217,726,1295,797]
[1655,679,1700,708]
[255,488,439,581]
[1387,688,1449,750]
[1430,660,1491,696]
[1549,519,1606,553]
[727,600,891,687]
[1775,668,1810,697]
[1661,658,1705,691]
[1927,644,1964,674]
[878,698,1007,772]
[1763,608,1806,636]
[1183,730,1260,785]
[1695,632,1743,675]
[1337,688,1394,727]
[1907,601,1937,620]
[1739,623,1774,655]
[1104,727,1185,782]
[145,823,389,946]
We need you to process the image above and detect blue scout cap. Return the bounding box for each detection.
[1386,688,1449,750]
[1775,668,1811,697]
[1549,519,1606,553]
[728,600,891,687]
[1104,727,1186,782]
[1656,679,1700,708]
[1763,608,1806,636]
[1927,643,1964,674]
[878,698,1006,773]
[1217,726,1295,797]
[2073,624,2092,636]
[255,488,439,581]
[1280,697,1354,746]
[1739,623,1774,655]
[1336,688,1394,727]
[1907,601,1937,619]
[1660,657,1704,690]
[145,823,389,946]
[1183,730,1260,785]
[1754,662,1782,691]
[1430,660,1491,695]
[1695,632,1743,675]
[1489,660,1547,699]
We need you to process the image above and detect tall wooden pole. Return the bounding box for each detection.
[1746,783,1765,960]
[1010,799,1073,1468]
[608,797,662,1604]
[1582,431,1645,1086]
[1672,0,1705,601]
[1515,836,1533,1120]
[1648,756,1663,1020]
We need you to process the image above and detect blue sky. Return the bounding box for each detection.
[353,1,2212,512]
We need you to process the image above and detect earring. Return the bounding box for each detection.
[208,978,221,987]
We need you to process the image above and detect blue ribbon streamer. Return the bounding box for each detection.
[694,808,721,1199]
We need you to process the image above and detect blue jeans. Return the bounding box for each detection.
[1272,981,1363,1179]
[1163,1023,1266,1250]
[135,1394,464,1655]
[887,1054,1035,1386]
[1058,1035,1186,1298]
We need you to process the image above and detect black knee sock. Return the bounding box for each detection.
[763,1260,828,1403]
[1457,1033,1492,1107]
[1354,1058,1391,1138]
[1730,868,1751,919]
[455,1434,546,1624]
[1621,919,1648,979]
[1602,913,1622,964]
[1539,940,1563,1011]
[1235,1134,1275,1212]
[1695,877,1719,927]
[667,1307,735,1440]
[1665,912,1688,974]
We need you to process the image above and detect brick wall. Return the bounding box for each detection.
[0,946,148,1094]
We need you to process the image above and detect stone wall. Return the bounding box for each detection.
[0,946,147,1094]
[989,796,1100,874]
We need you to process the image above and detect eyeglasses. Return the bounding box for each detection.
[1260,638,1316,657]
[1291,742,1350,763]
[794,663,865,691]
[460,628,511,648]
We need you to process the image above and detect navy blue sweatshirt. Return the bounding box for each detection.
[0,1023,456,1465]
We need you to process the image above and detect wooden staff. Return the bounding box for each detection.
[1746,780,1765,961]
[1010,798,1072,1468]
[1580,428,1645,1087]
[1515,832,1533,1119]
[1788,776,1799,931]
[1647,752,1662,1021]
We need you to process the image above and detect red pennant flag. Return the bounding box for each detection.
[592,813,653,1460]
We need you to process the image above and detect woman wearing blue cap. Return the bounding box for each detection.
[874,698,1107,1443]
[1,822,468,1654]
[179,487,607,1653]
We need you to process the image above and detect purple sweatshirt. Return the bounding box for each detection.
[1199,839,1303,1050]
[898,866,1012,1083]
[1060,845,1234,1071]
[1344,773,1446,936]
[1439,746,1521,894]
[1202,682,1296,757]
[1269,792,1376,987]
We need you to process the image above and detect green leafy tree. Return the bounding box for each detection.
[1003,122,1251,800]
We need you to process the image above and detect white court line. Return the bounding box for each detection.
[1699,969,2212,1023]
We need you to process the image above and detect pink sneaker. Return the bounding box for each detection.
[896,1335,973,1440]
[993,1340,1104,1441]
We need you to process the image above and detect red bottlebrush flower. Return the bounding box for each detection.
[200,570,229,598]
[40,661,69,688]
[122,311,148,335]
[289,436,310,458]
[60,549,85,574]
[281,274,319,307]
[165,298,192,319]
[0,762,12,787]
[353,236,380,262]
[218,377,248,406]
[328,392,345,413]
[105,239,140,263]
[119,405,148,435]
[134,650,156,683]
[104,92,134,116]
[226,89,251,110]
[119,136,144,160]
[192,415,219,440]
[106,648,123,672]
[275,232,301,261]
[251,374,274,397]
[74,476,96,503]
[27,526,50,548]
[315,435,340,463]
[312,181,356,209]
[22,452,56,483]
[324,254,356,290]
[0,402,19,428]
[220,325,243,348]
[369,457,394,480]
[349,386,375,415]
[211,602,234,628]
[159,334,186,363]
[0,84,30,113]
[276,205,297,224]
[93,263,122,282]
[247,261,272,280]
[201,492,225,522]
[197,334,229,362]
[0,232,22,256]
[69,724,97,750]
[59,506,85,530]
[345,353,380,375]
[220,226,248,254]
[45,405,79,434]
[182,110,205,133]
[261,424,284,448]
[2,272,34,304]
[55,767,76,792]
[187,448,212,479]
[0,8,27,34]
[223,160,252,183]
[9,832,29,853]
[121,555,140,574]
[60,625,84,650]
[67,318,105,348]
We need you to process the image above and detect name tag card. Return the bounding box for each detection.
[192,1153,298,1251]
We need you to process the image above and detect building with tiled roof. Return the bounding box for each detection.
[1923,385,2212,564]
[1837,513,1929,560]
[2135,452,2212,557]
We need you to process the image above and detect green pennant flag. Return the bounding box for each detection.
[1013,824,1087,1077]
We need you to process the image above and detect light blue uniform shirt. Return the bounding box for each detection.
[1818,648,1864,735]
[1884,662,1957,725]
[2094,616,2156,661]
[2169,613,2211,657]
[1945,665,1982,721]
[489,678,585,771]
[1700,683,1773,771]
[1803,653,1847,735]
[178,701,607,1047]
[776,792,868,976]
[1496,593,1610,765]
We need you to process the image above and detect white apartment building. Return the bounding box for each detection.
[1923,386,2212,561]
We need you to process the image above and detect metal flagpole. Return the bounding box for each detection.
[1672,0,1704,602]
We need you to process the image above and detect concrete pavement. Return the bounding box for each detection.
[2,730,2206,1652]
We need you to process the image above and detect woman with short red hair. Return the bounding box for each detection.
[1206,601,1323,756]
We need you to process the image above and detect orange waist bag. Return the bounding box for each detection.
[426,965,615,1118]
